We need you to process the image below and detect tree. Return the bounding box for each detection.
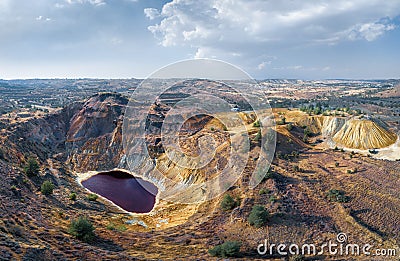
[69,217,95,242]
[87,193,98,201]
[24,157,40,177]
[248,205,269,228]
[221,194,237,211]
[69,192,77,201]
[41,181,54,196]
[208,241,241,258]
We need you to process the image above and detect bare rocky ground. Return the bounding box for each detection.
[0,92,399,260]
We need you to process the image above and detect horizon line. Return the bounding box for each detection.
[1,77,399,81]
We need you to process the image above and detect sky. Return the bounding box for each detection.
[0,0,400,79]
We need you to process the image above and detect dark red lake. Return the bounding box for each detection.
[81,171,158,213]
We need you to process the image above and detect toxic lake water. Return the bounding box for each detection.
[81,171,158,213]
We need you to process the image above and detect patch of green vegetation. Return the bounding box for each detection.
[269,195,277,203]
[87,193,98,201]
[24,157,40,177]
[40,180,54,196]
[253,120,261,127]
[248,205,269,228]
[277,117,286,125]
[69,192,77,201]
[220,194,238,211]
[208,241,241,258]
[106,222,127,232]
[254,129,262,142]
[117,225,127,232]
[303,127,311,137]
[287,123,293,131]
[259,188,270,195]
[327,189,349,203]
[69,216,95,242]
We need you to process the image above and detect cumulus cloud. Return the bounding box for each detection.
[347,21,396,41]
[144,8,160,20]
[146,0,400,62]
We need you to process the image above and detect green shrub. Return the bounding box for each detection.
[40,180,54,196]
[327,189,349,203]
[106,222,116,230]
[254,129,262,142]
[335,162,339,167]
[303,127,311,137]
[221,194,237,211]
[253,120,261,127]
[87,193,98,201]
[208,241,241,258]
[277,117,286,125]
[69,216,95,242]
[259,188,269,195]
[248,205,269,228]
[269,195,277,203]
[107,222,127,232]
[264,169,274,180]
[24,157,40,177]
[69,192,77,201]
[287,123,293,131]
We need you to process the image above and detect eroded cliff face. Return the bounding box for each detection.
[1,93,129,172]
[66,93,128,172]
[288,112,398,150]
[332,118,398,149]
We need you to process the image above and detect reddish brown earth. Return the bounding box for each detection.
[0,92,399,260]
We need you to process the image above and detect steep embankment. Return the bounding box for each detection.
[66,93,128,171]
[332,119,397,150]
[285,111,397,150]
